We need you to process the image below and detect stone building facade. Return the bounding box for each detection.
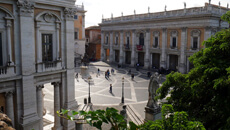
[0,0,78,129]
[74,4,86,66]
[85,26,101,61]
[100,2,229,73]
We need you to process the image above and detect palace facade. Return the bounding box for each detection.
[0,0,78,129]
[100,2,229,73]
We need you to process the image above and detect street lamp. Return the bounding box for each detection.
[88,76,92,104]
[121,77,124,104]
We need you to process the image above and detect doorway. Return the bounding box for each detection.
[169,54,178,71]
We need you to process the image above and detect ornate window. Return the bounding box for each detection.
[170,30,178,49]
[139,33,144,46]
[125,32,130,49]
[74,15,78,19]
[153,31,160,48]
[115,33,119,45]
[190,29,201,50]
[42,34,53,62]
[106,36,109,44]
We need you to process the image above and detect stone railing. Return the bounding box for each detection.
[0,65,16,78]
[76,5,84,11]
[136,45,145,51]
[113,44,120,49]
[102,5,229,23]
[124,44,130,50]
[36,60,62,73]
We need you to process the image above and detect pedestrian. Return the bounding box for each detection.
[131,74,134,80]
[98,68,100,76]
[109,84,112,93]
[105,72,107,79]
[107,69,110,78]
[76,73,78,79]
[128,69,131,74]
[111,68,114,74]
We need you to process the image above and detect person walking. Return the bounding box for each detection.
[131,74,134,80]
[109,84,112,93]
[98,68,100,76]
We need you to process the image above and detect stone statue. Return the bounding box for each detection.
[147,73,161,108]
[219,1,221,7]
[209,0,211,5]
[184,2,186,8]
[227,3,229,9]
[165,5,167,11]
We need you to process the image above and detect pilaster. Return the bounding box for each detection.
[36,85,44,130]
[144,29,150,69]
[109,31,113,63]
[160,28,167,68]
[131,30,136,67]
[119,31,124,65]
[179,27,187,73]
[101,31,105,61]
[52,82,62,130]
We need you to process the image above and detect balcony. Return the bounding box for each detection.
[136,45,145,51]
[0,65,16,78]
[36,60,62,73]
[103,43,109,48]
[113,43,119,50]
[124,44,130,50]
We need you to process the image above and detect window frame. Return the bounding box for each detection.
[139,33,144,46]
[153,31,160,48]
[170,30,178,49]
[74,15,78,20]
[74,31,78,40]
[190,30,201,50]
[42,34,53,62]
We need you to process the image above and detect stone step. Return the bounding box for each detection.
[126,105,144,126]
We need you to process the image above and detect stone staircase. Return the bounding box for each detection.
[126,105,144,126]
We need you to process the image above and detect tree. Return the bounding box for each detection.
[156,11,230,129]
[139,104,205,130]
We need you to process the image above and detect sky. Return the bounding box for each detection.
[75,0,229,28]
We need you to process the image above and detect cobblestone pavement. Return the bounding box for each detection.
[43,61,166,129]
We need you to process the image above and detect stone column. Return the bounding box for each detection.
[161,28,167,68]
[131,30,136,67]
[52,82,62,130]
[109,31,114,63]
[179,27,187,73]
[36,23,41,63]
[63,8,78,130]
[17,1,39,129]
[144,29,150,69]
[119,31,124,65]
[5,91,14,127]
[36,85,43,130]
[6,19,12,64]
[101,31,105,61]
[56,22,60,60]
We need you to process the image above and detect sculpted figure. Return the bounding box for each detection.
[147,73,161,108]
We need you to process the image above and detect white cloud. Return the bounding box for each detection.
[76,0,230,28]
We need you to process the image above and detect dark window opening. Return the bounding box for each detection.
[74,15,78,19]
[154,37,158,47]
[116,37,118,45]
[193,37,198,49]
[126,37,130,48]
[0,33,2,66]
[74,32,78,40]
[106,36,109,44]
[42,34,53,62]
[139,33,144,46]
[172,37,177,48]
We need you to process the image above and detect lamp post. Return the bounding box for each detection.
[88,76,91,104]
[121,77,124,104]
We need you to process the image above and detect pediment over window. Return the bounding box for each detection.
[0,6,14,19]
[170,30,178,36]
[35,11,62,23]
[190,29,201,36]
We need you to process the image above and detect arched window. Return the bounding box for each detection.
[190,30,201,50]
[170,30,178,49]
[153,31,160,48]
[139,33,144,45]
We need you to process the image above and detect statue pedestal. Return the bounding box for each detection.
[145,106,162,121]
[145,107,155,121]
[80,66,89,79]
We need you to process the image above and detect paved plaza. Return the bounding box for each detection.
[43,61,166,129]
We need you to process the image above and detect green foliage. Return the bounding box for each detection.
[139,104,205,130]
[156,11,230,129]
[57,107,138,130]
